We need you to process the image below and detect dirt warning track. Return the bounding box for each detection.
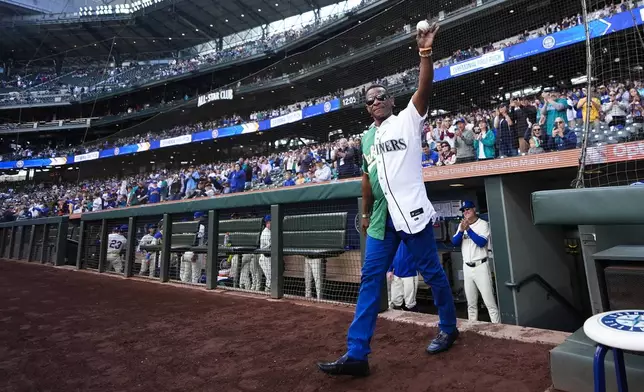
[0,261,553,392]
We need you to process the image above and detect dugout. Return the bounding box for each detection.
[0,169,591,332]
[531,185,644,392]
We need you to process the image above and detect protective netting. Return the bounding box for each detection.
[578,0,644,187]
[132,215,164,279]
[216,207,271,294]
[81,221,102,270]
[281,199,360,304]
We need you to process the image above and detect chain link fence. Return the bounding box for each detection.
[281,199,361,304]
[216,207,271,294]
[81,221,102,270]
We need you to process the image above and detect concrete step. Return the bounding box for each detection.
[550,328,644,392]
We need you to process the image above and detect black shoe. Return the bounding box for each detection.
[317,354,370,377]
[404,305,419,312]
[392,305,404,310]
[426,329,459,355]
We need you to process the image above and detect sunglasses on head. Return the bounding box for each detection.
[366,93,390,106]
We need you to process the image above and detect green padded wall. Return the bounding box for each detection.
[532,186,644,225]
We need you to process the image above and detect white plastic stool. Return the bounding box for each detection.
[583,310,644,392]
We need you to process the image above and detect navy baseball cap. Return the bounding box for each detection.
[194,211,205,219]
[264,214,271,222]
[459,201,476,211]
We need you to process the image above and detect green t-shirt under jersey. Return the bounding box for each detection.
[362,125,388,240]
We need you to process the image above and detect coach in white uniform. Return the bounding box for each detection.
[258,215,272,292]
[451,201,500,323]
[181,212,206,284]
[107,225,127,273]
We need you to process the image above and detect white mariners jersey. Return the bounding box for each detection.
[107,233,127,254]
[371,98,435,234]
[197,224,205,246]
[456,218,490,263]
[259,227,271,250]
[138,234,158,252]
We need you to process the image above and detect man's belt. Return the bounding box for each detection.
[465,258,487,268]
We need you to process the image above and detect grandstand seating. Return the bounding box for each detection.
[1,1,643,222]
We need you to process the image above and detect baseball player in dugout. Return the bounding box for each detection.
[452,201,501,323]
[317,18,459,378]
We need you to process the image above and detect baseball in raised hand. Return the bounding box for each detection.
[416,18,439,49]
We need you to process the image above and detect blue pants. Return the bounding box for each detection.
[347,216,457,360]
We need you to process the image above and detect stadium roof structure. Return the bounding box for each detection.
[0,0,341,61]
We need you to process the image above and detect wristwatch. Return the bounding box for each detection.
[362,214,370,219]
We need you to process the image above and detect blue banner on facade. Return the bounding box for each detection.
[433,9,640,82]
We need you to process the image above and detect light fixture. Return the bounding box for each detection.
[258,8,261,11]
[449,183,465,187]
[241,14,244,17]
[209,24,213,27]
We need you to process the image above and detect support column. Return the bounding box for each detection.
[15,226,24,259]
[7,226,16,259]
[54,219,68,266]
[160,214,172,282]
[0,227,5,257]
[76,221,85,269]
[270,204,284,299]
[98,220,108,272]
[484,175,577,329]
[206,210,220,289]
[39,225,49,264]
[124,217,136,277]
[27,225,36,262]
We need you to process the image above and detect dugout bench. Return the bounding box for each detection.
[138,212,349,298]
[280,212,348,300]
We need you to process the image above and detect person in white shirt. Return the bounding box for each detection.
[451,201,500,323]
[313,159,332,182]
[257,215,272,293]
[93,193,104,211]
[137,224,159,278]
[107,225,127,273]
[318,21,457,377]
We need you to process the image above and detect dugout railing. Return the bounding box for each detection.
[0,181,387,309]
[0,216,71,266]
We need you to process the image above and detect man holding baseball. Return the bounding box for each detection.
[317,19,458,377]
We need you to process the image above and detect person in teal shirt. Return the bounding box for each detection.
[540,91,568,136]
[473,120,496,160]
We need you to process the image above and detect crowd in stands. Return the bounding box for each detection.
[0,137,363,221]
[2,0,630,107]
[3,74,644,221]
[0,0,377,107]
[1,1,643,219]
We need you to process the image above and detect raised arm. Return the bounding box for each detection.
[412,20,440,117]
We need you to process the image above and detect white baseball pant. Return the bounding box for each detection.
[463,261,501,323]
[390,275,419,308]
[304,258,322,300]
[107,253,123,273]
[139,253,157,278]
[180,251,204,284]
[258,255,271,293]
[239,254,262,290]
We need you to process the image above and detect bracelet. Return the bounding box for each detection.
[361,214,370,219]
[419,47,433,58]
